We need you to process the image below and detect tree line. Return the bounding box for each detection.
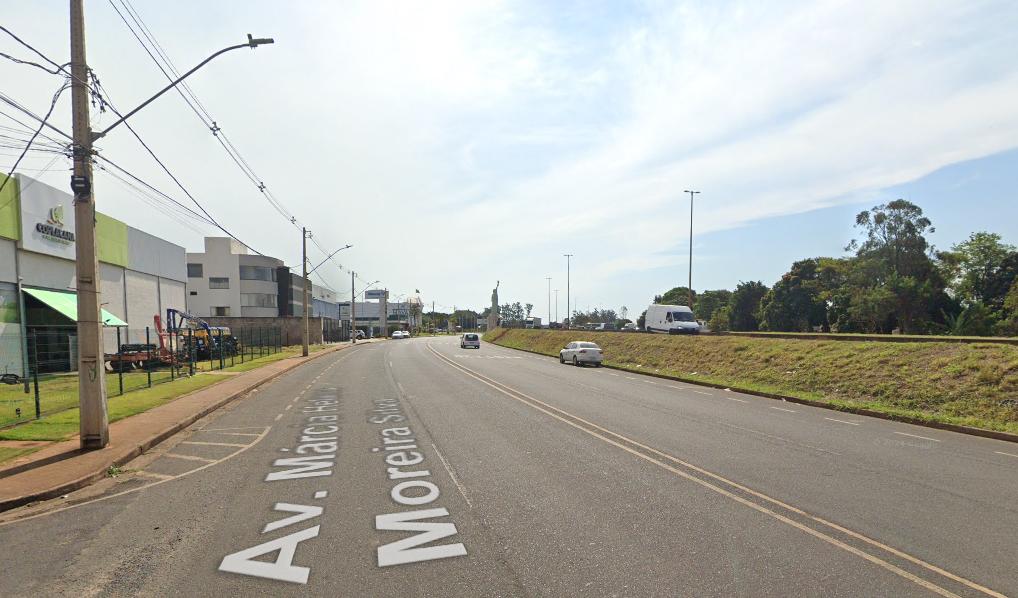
[643,200,1018,336]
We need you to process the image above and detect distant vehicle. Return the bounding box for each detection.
[525,316,542,329]
[460,333,480,349]
[391,330,406,339]
[592,323,616,331]
[560,341,603,366]
[621,322,639,332]
[645,304,701,334]
[355,329,366,340]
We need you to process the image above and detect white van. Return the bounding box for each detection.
[645,304,701,334]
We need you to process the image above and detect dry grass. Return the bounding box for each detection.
[486,329,1018,433]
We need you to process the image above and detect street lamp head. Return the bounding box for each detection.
[247,34,275,48]
[683,189,700,194]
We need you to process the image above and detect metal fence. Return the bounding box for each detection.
[0,325,290,429]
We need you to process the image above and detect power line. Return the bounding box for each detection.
[0,80,70,195]
[107,0,301,228]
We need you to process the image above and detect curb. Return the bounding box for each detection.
[0,343,364,513]
[489,340,1018,445]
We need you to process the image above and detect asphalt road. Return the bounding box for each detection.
[1,336,1016,597]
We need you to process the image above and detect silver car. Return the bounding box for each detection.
[559,341,603,367]
[460,333,480,349]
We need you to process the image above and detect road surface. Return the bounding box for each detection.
[1,336,1015,597]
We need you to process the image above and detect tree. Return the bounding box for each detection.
[758,258,830,331]
[845,200,949,333]
[525,303,534,319]
[728,281,768,331]
[654,287,696,306]
[637,310,647,330]
[695,290,731,323]
[942,232,1018,314]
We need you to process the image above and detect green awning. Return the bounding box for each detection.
[23,288,128,327]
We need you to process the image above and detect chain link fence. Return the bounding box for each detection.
[0,325,291,429]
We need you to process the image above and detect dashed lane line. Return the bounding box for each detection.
[769,406,797,413]
[725,397,749,403]
[995,451,1018,459]
[207,432,262,437]
[893,432,941,442]
[274,413,283,421]
[431,443,473,509]
[825,417,861,426]
[179,441,249,448]
[285,404,293,411]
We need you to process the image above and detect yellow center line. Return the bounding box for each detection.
[428,345,1003,598]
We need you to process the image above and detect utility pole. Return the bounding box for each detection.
[71,0,108,450]
[553,289,559,323]
[684,189,700,308]
[301,227,309,356]
[564,254,572,328]
[546,277,551,329]
[350,271,356,344]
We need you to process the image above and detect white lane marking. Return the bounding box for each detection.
[285,404,293,411]
[0,427,271,528]
[315,491,328,499]
[769,406,797,413]
[624,376,638,380]
[608,373,619,377]
[995,451,1018,459]
[163,453,217,463]
[389,361,393,368]
[274,413,284,421]
[201,427,265,432]
[723,423,841,456]
[135,470,174,480]
[206,431,261,437]
[691,390,713,396]
[825,417,861,426]
[396,381,406,393]
[180,441,248,448]
[643,380,657,385]
[431,443,473,509]
[725,397,749,403]
[893,432,940,442]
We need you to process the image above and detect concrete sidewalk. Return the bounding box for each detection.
[0,341,371,512]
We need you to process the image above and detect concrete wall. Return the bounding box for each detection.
[0,239,16,283]
[185,249,240,317]
[128,227,186,282]
[19,251,75,292]
[200,315,324,345]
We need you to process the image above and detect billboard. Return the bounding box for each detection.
[364,289,387,300]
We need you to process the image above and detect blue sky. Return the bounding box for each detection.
[2,1,1017,318]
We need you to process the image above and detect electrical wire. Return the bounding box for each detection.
[0,80,70,195]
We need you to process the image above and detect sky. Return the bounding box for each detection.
[2,0,1017,320]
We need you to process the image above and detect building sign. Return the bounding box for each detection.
[365,289,387,300]
[19,179,78,259]
[35,205,75,244]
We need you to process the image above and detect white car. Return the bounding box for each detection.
[391,330,407,339]
[460,333,480,349]
[559,341,603,367]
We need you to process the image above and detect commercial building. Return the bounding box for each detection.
[185,237,349,341]
[340,296,421,337]
[0,174,186,376]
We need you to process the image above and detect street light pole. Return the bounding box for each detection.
[545,277,551,328]
[553,289,559,324]
[301,227,309,356]
[350,271,356,344]
[70,0,107,449]
[564,254,573,328]
[683,190,700,308]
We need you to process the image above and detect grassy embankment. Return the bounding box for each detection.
[485,329,1018,434]
[0,344,330,447]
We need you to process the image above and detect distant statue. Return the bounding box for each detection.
[487,281,500,330]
